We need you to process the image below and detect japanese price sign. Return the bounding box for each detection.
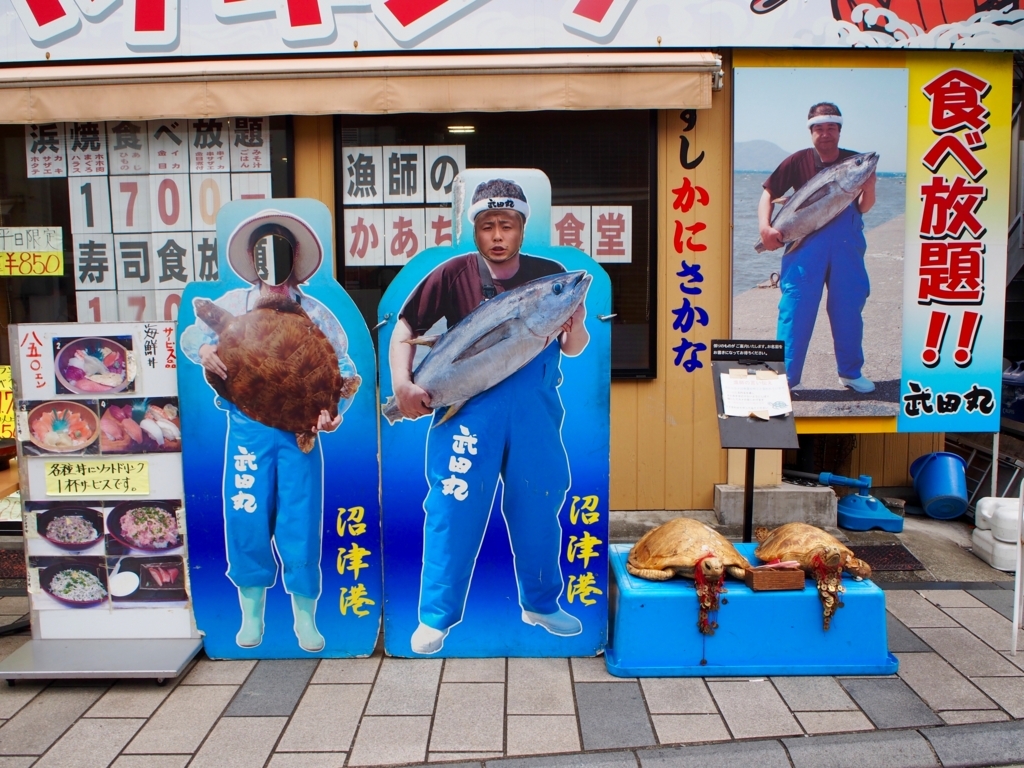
[24,124,66,178]
[0,227,63,276]
[47,117,273,323]
[44,460,150,496]
[899,54,1011,432]
[0,367,12,440]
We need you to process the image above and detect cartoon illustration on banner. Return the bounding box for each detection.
[178,198,381,659]
[733,66,908,420]
[899,54,1010,432]
[6,0,1024,60]
[378,168,611,657]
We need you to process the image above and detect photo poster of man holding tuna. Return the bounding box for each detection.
[732,66,908,420]
[176,199,382,659]
[378,169,612,658]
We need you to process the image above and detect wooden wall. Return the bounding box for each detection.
[846,432,944,487]
[293,115,337,274]
[609,56,733,510]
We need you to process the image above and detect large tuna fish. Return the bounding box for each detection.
[755,152,878,254]
[382,270,591,425]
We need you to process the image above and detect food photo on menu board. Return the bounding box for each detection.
[104,500,184,557]
[98,397,181,453]
[25,501,106,556]
[19,399,101,456]
[52,335,137,396]
[28,556,109,610]
[108,555,188,606]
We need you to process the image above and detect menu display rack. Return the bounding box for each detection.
[0,322,201,684]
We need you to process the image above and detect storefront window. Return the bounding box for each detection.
[336,111,657,378]
[0,118,294,365]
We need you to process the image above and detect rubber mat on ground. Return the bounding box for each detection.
[0,550,26,579]
[850,544,925,571]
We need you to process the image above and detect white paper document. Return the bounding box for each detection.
[719,371,793,418]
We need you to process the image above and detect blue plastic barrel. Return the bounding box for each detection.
[909,452,968,519]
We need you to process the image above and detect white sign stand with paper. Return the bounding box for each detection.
[0,322,201,684]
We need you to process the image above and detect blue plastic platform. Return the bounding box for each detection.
[605,543,898,677]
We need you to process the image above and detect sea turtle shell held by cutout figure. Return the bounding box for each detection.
[754,522,872,631]
[627,517,751,635]
[194,293,361,453]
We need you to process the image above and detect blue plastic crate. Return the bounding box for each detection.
[605,543,898,677]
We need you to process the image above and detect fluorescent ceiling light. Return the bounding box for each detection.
[448,125,475,133]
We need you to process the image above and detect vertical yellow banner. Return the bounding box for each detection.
[900,53,1012,432]
[0,366,12,440]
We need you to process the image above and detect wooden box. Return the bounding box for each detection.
[744,568,806,591]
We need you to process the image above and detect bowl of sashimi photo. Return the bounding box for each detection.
[54,336,135,395]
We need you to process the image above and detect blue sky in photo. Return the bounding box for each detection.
[734,67,909,174]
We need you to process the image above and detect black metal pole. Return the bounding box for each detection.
[743,447,755,543]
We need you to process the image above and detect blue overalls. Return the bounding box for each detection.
[221,403,324,599]
[777,204,870,386]
[179,288,355,604]
[418,341,570,631]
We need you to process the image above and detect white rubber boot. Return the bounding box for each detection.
[292,595,326,652]
[236,586,266,648]
[522,608,583,636]
[411,623,448,654]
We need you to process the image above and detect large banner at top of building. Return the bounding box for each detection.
[4,0,1024,61]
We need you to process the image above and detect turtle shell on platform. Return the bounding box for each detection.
[754,522,872,630]
[627,517,750,635]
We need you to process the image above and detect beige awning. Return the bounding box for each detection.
[0,51,720,123]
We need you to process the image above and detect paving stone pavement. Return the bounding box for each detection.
[0,585,1020,767]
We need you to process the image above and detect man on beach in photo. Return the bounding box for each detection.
[758,102,877,393]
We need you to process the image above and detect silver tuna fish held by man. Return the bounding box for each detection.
[382,270,592,425]
[754,151,879,254]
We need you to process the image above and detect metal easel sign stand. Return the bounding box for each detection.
[711,340,800,541]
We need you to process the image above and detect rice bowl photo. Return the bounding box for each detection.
[25,401,100,455]
[107,502,182,552]
[40,561,108,608]
[53,336,135,396]
[36,506,104,551]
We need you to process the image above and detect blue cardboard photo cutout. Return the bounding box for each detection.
[177,199,381,659]
[378,169,612,658]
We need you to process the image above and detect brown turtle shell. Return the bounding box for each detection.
[627,517,750,581]
[195,293,360,453]
[754,522,871,631]
[754,523,871,578]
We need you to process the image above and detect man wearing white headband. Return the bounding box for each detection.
[389,178,589,654]
[757,102,877,394]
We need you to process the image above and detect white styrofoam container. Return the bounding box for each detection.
[975,497,1024,543]
[971,528,1019,572]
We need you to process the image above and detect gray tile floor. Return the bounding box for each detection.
[0,586,1020,767]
